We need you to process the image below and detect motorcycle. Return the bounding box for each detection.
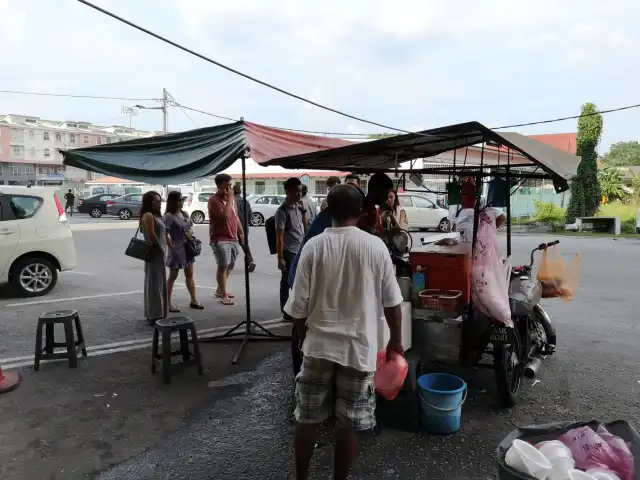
[490,240,559,407]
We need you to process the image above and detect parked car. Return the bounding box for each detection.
[248,195,285,226]
[636,208,640,234]
[77,193,121,218]
[398,193,450,232]
[106,193,143,220]
[183,191,214,224]
[311,195,326,214]
[0,186,77,297]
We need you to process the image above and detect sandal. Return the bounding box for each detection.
[215,292,235,299]
[190,302,204,310]
[169,306,181,313]
[220,296,234,306]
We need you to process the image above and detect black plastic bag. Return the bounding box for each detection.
[497,419,640,480]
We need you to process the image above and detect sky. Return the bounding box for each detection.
[0,0,639,151]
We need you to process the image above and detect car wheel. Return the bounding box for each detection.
[191,211,205,224]
[438,218,450,232]
[90,207,103,218]
[10,257,58,297]
[118,209,132,220]
[250,212,264,226]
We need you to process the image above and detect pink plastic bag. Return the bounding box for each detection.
[597,425,635,480]
[471,211,513,327]
[559,426,626,475]
[374,350,408,401]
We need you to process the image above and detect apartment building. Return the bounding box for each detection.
[0,113,157,186]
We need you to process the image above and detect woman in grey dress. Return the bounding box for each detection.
[140,191,169,325]
[164,191,203,312]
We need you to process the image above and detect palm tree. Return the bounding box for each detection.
[598,167,625,203]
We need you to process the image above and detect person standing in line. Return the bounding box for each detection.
[319,176,341,211]
[357,172,395,234]
[64,189,75,217]
[233,184,256,273]
[208,173,244,306]
[276,177,308,315]
[140,191,170,325]
[285,184,404,480]
[382,190,409,231]
[344,173,361,188]
[299,184,316,224]
[163,191,204,313]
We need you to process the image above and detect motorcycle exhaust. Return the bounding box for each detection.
[524,357,542,378]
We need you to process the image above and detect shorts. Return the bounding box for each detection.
[294,356,376,431]
[211,241,239,268]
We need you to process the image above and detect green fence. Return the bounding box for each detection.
[510,188,570,219]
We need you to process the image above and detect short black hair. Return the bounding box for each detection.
[327,176,341,188]
[327,184,364,223]
[233,184,241,195]
[301,184,308,195]
[215,173,232,186]
[284,177,302,192]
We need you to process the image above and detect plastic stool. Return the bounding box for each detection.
[151,317,204,385]
[34,310,87,370]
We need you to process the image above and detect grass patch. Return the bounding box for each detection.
[597,202,639,233]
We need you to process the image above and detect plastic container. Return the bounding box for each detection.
[374,350,408,401]
[585,468,621,480]
[417,373,467,434]
[568,470,597,480]
[537,440,573,462]
[504,439,553,479]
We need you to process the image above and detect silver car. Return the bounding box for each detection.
[106,193,143,220]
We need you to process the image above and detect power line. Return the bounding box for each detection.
[76,0,425,136]
[0,89,158,102]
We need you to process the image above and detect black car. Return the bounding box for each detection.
[77,193,121,218]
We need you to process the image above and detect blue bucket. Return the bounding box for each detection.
[417,373,467,434]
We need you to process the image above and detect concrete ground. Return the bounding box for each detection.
[1,216,639,479]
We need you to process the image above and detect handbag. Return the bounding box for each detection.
[185,237,202,260]
[125,224,155,261]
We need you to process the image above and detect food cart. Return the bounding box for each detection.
[263,120,581,407]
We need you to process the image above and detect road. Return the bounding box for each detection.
[1,216,640,479]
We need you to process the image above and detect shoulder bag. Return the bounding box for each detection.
[182,211,202,260]
[125,223,155,261]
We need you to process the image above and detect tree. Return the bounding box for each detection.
[566,103,603,223]
[598,167,625,203]
[602,141,640,166]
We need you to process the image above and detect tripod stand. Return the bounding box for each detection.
[200,153,291,364]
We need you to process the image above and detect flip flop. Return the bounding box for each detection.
[169,307,181,313]
[215,292,235,299]
[190,302,204,310]
[220,297,234,306]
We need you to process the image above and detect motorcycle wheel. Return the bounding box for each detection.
[494,327,523,408]
[533,304,556,352]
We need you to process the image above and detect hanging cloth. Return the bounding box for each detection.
[487,178,509,208]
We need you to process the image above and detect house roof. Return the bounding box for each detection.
[528,133,577,154]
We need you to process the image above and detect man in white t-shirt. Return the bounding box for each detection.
[454,206,506,243]
[285,184,404,480]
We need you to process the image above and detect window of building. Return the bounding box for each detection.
[106,138,112,144]
[79,124,88,130]
[255,181,266,194]
[25,118,37,124]
[69,134,76,144]
[29,130,34,139]
[315,180,327,195]
[96,137,102,145]
[43,132,50,141]
[29,147,36,157]
[276,181,285,195]
[56,133,62,141]
[44,148,50,157]
[360,179,369,194]
[83,136,89,144]
[12,147,21,158]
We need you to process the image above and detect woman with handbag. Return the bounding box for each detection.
[163,191,204,312]
[140,191,169,325]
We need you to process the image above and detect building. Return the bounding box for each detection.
[0,113,157,186]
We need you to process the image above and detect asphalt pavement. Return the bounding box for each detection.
[1,216,639,479]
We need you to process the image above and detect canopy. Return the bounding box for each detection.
[262,121,581,192]
[62,121,352,185]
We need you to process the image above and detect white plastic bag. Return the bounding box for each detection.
[471,211,513,327]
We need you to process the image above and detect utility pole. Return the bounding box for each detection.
[161,88,169,198]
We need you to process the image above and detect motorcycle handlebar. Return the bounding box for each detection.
[528,240,560,267]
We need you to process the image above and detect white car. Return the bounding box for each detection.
[248,195,286,226]
[398,193,450,232]
[183,191,214,224]
[0,186,77,297]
